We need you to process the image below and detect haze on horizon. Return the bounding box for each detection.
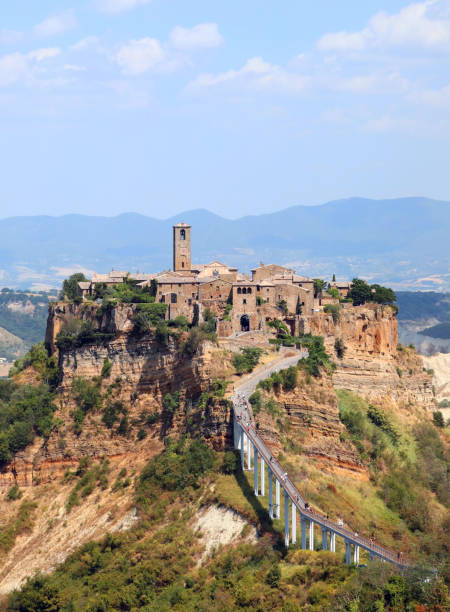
[1,0,450,219]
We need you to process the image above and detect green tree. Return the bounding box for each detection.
[371,284,396,305]
[62,273,88,301]
[349,278,372,306]
[313,279,326,299]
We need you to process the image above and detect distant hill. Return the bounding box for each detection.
[0,290,55,360]
[0,197,449,290]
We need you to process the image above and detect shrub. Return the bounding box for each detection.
[334,338,346,358]
[9,343,59,390]
[132,303,168,333]
[324,303,340,324]
[298,335,335,377]
[101,358,112,378]
[7,485,22,501]
[266,564,281,588]
[56,320,114,351]
[222,451,237,474]
[432,411,444,428]
[232,347,263,374]
[327,287,340,299]
[137,438,214,501]
[367,404,398,443]
[72,377,102,433]
[249,390,262,415]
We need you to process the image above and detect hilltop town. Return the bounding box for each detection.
[76,222,351,338]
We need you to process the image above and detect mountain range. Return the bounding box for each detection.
[1,196,449,290]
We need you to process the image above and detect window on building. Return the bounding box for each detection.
[171,293,177,304]
[242,288,247,294]
[182,262,185,268]
[188,298,192,305]
[248,288,252,294]
[237,287,242,294]
[180,229,185,240]
[243,298,247,304]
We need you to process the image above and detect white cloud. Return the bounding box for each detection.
[413,83,450,106]
[116,37,164,75]
[363,115,418,133]
[0,28,24,45]
[64,64,86,72]
[318,0,450,52]
[70,36,100,51]
[94,0,150,14]
[187,56,309,95]
[169,23,223,50]
[34,10,78,38]
[28,48,61,62]
[0,52,28,86]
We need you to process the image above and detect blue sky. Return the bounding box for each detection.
[1,0,450,219]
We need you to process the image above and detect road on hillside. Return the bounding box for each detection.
[233,350,307,401]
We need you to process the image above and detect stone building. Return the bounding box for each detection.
[78,222,346,337]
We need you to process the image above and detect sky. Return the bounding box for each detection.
[1,0,450,219]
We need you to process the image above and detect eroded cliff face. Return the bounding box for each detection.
[254,372,364,478]
[1,303,234,489]
[303,304,434,409]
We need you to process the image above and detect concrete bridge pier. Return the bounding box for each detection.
[321,527,328,550]
[353,544,360,565]
[253,446,259,496]
[301,517,307,549]
[291,501,297,544]
[247,434,251,470]
[345,540,352,564]
[275,479,280,518]
[260,457,265,496]
[369,551,375,561]
[268,468,273,519]
[240,428,245,470]
[284,489,289,547]
[330,532,336,552]
[309,521,314,551]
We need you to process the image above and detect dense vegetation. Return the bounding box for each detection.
[6,438,448,611]
[0,380,56,465]
[349,278,397,308]
[338,390,449,572]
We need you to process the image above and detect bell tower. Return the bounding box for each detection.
[173,222,191,272]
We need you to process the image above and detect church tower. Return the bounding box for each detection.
[173,222,191,272]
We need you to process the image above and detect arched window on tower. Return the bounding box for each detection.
[180,229,185,240]
[237,287,242,294]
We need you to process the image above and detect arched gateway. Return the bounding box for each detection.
[240,314,250,332]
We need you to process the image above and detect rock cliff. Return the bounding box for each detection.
[303,304,434,409]
[253,371,364,478]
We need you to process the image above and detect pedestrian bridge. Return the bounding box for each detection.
[231,356,407,568]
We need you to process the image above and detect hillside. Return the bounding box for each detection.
[0,298,448,609]
[0,197,449,290]
[0,290,55,362]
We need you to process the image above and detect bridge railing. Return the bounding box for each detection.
[233,400,407,567]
